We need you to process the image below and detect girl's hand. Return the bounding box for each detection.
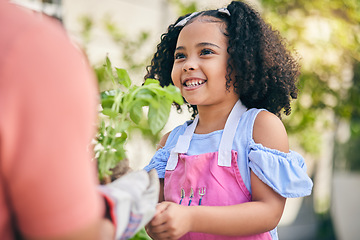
[146,201,193,240]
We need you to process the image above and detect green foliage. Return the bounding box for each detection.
[260,0,360,158]
[168,0,198,15]
[95,57,183,181]
[80,0,360,159]
[78,15,93,52]
[104,16,151,73]
[168,0,360,168]
[334,61,360,172]
[163,0,360,157]
[78,14,153,92]
[130,228,151,240]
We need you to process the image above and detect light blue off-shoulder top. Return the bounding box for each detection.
[145,108,313,240]
[144,108,313,198]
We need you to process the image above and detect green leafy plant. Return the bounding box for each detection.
[95,57,183,182]
[130,228,151,240]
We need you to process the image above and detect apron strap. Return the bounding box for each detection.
[166,100,246,170]
[166,115,199,170]
[218,100,247,166]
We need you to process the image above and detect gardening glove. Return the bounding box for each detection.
[98,169,159,240]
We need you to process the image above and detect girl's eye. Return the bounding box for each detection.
[175,53,186,59]
[200,49,214,56]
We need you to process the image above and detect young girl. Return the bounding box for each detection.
[144,1,313,239]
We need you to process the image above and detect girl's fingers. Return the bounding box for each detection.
[150,220,169,234]
[147,223,172,240]
[149,202,184,239]
[154,204,165,217]
[156,201,171,213]
[151,202,172,225]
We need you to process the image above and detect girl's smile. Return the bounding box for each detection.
[182,77,207,89]
[171,17,238,108]
[146,2,311,239]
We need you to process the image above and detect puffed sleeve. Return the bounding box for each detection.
[248,141,313,198]
[144,147,170,178]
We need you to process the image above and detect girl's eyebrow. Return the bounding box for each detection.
[175,42,221,51]
[175,46,185,51]
[197,42,220,48]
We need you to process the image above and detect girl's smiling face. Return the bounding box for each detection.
[171,16,238,108]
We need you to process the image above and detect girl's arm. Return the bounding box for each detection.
[148,111,287,239]
[156,132,171,203]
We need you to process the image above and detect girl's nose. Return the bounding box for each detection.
[183,66,195,72]
[182,59,197,72]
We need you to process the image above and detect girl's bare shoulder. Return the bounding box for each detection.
[253,110,289,153]
[156,131,171,150]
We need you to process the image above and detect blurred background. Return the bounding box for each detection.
[10,0,360,239]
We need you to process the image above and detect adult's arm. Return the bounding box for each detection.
[0,5,104,239]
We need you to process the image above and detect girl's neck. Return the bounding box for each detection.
[194,100,237,134]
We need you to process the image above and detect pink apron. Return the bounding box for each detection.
[164,101,272,240]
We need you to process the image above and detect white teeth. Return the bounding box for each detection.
[185,80,205,87]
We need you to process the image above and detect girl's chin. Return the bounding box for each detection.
[183,98,200,106]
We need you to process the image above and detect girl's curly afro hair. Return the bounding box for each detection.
[145,1,300,119]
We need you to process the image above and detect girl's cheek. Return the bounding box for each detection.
[173,79,181,89]
[171,71,181,88]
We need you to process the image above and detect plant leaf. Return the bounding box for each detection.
[116,68,131,88]
[101,97,114,109]
[105,56,116,84]
[116,120,131,132]
[115,131,127,144]
[144,78,160,86]
[133,88,158,108]
[114,143,126,162]
[129,100,147,124]
[148,97,172,135]
[164,85,184,105]
[102,108,118,118]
